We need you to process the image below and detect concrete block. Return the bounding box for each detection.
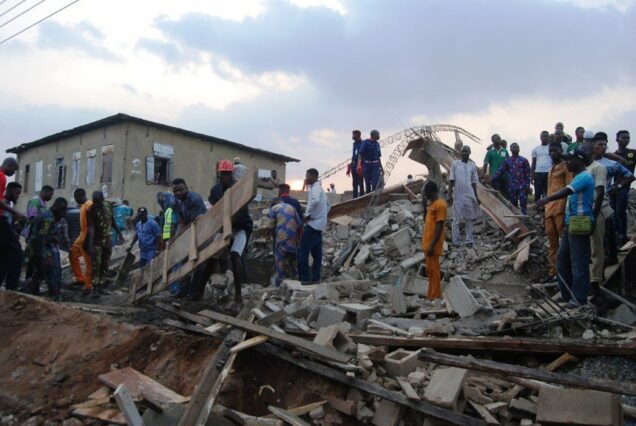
[383,349,418,378]
[423,367,468,410]
[313,325,356,353]
[402,270,428,296]
[362,209,391,242]
[354,244,371,265]
[407,371,427,387]
[313,284,340,301]
[444,276,480,318]
[399,252,425,270]
[609,303,636,325]
[371,400,403,426]
[509,398,536,416]
[537,387,622,425]
[326,397,356,416]
[340,302,374,324]
[315,305,347,328]
[335,224,350,240]
[384,227,413,258]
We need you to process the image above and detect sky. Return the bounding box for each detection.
[1,0,635,191]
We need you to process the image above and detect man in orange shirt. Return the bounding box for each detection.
[69,188,94,296]
[422,181,448,300]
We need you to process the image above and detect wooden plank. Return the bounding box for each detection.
[166,237,230,285]
[349,334,636,356]
[258,344,484,426]
[419,349,636,396]
[71,397,111,410]
[72,407,126,425]
[129,171,257,301]
[163,319,216,336]
[178,303,256,426]
[402,184,418,201]
[265,401,328,419]
[230,335,269,353]
[468,401,500,425]
[198,309,351,364]
[99,367,189,404]
[61,302,144,315]
[268,406,311,426]
[114,384,144,426]
[155,302,214,327]
[88,386,111,400]
[544,352,578,372]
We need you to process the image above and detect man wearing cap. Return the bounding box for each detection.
[359,130,383,192]
[613,130,634,246]
[536,149,595,307]
[233,157,248,181]
[131,207,161,267]
[346,130,365,198]
[209,160,254,305]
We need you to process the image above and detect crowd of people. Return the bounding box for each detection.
[0,156,332,310]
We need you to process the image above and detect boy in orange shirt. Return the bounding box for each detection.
[422,181,448,300]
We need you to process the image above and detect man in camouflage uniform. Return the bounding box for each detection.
[87,191,122,297]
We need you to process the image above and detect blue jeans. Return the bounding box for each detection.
[533,172,548,200]
[556,228,591,305]
[610,186,629,241]
[363,164,381,193]
[298,225,323,282]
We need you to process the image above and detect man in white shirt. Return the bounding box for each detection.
[531,131,553,201]
[298,168,330,283]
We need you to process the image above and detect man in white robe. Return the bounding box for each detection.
[449,145,481,246]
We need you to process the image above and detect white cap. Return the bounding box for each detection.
[583,130,595,140]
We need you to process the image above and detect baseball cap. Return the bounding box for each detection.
[563,148,588,163]
[583,130,595,140]
[137,207,148,214]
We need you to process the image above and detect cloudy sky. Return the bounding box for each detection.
[1,0,635,190]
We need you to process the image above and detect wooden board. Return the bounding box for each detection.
[268,406,311,426]
[114,384,143,426]
[129,171,257,301]
[72,407,126,425]
[349,334,636,356]
[328,180,423,218]
[99,367,189,404]
[198,309,351,364]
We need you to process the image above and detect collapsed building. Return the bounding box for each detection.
[1,125,636,426]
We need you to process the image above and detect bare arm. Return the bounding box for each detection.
[536,186,573,208]
[593,187,604,219]
[605,152,627,166]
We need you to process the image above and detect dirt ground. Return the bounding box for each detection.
[0,291,218,422]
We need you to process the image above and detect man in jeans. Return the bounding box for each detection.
[537,149,595,307]
[299,168,330,283]
[613,130,634,246]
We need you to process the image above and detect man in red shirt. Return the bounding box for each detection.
[0,158,26,290]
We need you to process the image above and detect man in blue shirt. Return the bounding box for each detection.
[537,149,595,307]
[359,130,384,192]
[113,200,133,246]
[346,130,365,198]
[131,207,161,266]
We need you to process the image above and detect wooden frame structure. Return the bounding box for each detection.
[128,172,258,302]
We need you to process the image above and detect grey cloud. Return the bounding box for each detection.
[37,20,120,61]
[154,0,636,116]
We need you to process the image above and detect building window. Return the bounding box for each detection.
[72,152,81,188]
[55,158,66,189]
[146,142,174,186]
[86,149,96,185]
[35,161,43,192]
[101,145,114,183]
[23,164,30,193]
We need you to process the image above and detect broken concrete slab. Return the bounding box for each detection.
[444,276,480,318]
[361,209,391,242]
[313,325,356,354]
[402,270,428,296]
[315,305,347,329]
[384,228,413,258]
[354,245,371,265]
[326,397,356,416]
[383,349,418,378]
[399,252,425,270]
[537,387,622,425]
[371,400,403,426]
[335,224,350,240]
[509,398,536,416]
[423,367,468,410]
[609,304,636,326]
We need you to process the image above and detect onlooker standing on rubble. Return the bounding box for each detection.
[23,197,68,299]
[131,207,161,266]
[483,134,509,196]
[70,189,93,292]
[23,185,54,279]
[579,143,607,295]
[567,127,586,153]
[554,122,572,143]
[422,181,447,300]
[171,178,208,299]
[490,143,532,214]
[113,200,133,245]
[347,130,365,198]
[269,197,302,287]
[544,142,572,282]
[233,157,248,181]
[536,149,595,307]
[209,160,254,305]
[87,191,122,297]
[613,130,634,246]
[0,158,26,290]
[299,168,330,284]
[449,145,480,247]
[591,133,634,266]
[279,184,303,219]
[359,130,383,192]
[0,182,23,287]
[531,131,552,201]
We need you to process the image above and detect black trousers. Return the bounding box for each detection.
[0,217,23,290]
[534,172,548,200]
[352,169,364,199]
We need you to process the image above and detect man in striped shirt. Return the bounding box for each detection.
[449,146,481,247]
